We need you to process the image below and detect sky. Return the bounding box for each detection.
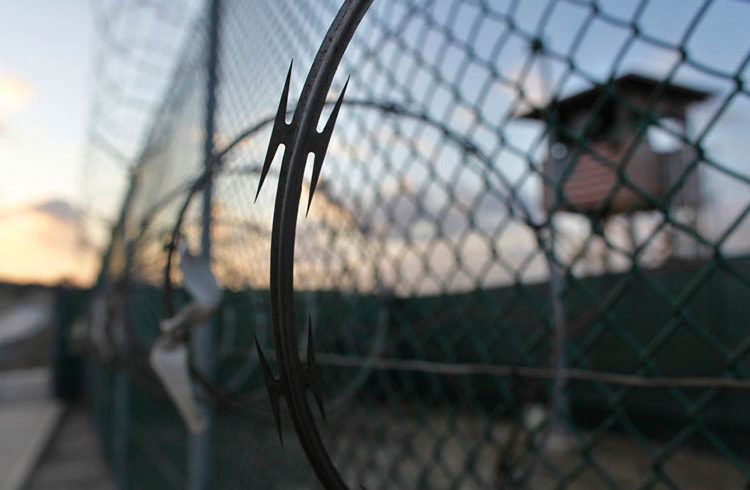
[0,0,92,207]
[0,1,96,285]
[0,0,748,287]
[1,0,749,213]
[304,0,750,293]
[0,1,197,285]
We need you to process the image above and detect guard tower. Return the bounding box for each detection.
[521,74,709,217]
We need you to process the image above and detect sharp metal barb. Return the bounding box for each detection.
[306,76,350,217]
[255,335,284,444]
[306,315,326,421]
[256,60,294,202]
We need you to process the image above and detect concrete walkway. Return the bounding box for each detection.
[0,368,115,490]
[0,369,63,490]
[24,406,116,490]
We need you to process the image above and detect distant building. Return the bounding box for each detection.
[520,73,710,217]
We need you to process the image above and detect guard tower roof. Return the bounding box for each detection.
[519,73,710,120]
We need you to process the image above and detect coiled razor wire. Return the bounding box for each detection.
[81,0,750,488]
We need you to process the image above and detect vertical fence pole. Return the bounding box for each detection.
[188,0,221,488]
[112,366,130,489]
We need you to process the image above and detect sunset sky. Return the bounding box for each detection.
[0,0,91,207]
[1,0,749,287]
[0,1,94,284]
[0,1,200,285]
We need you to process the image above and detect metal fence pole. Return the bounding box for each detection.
[188,0,221,488]
[112,368,130,489]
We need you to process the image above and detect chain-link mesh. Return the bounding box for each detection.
[82,0,750,488]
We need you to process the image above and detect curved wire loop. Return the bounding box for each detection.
[144,0,564,481]
[251,2,566,487]
[255,1,374,488]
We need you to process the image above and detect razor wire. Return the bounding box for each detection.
[80,0,750,489]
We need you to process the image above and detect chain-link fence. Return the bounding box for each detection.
[80,0,750,488]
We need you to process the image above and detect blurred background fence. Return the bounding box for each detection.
[76,0,750,488]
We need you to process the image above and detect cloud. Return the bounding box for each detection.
[0,199,98,286]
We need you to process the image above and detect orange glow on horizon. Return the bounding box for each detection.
[0,201,98,287]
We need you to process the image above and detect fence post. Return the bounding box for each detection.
[188,0,221,488]
[112,367,130,489]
